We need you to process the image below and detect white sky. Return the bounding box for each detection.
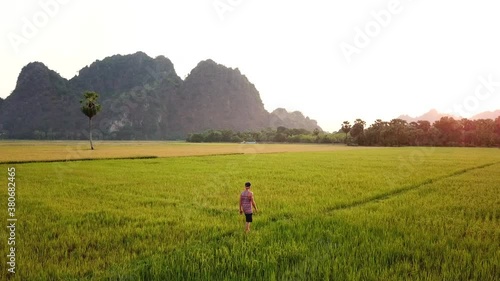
[1,0,500,132]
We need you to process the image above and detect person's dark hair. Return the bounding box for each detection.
[245,182,251,187]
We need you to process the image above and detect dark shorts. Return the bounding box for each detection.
[245,213,253,222]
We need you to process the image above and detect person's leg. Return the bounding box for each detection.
[244,213,252,232]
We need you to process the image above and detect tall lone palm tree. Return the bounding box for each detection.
[341,121,351,144]
[80,91,102,150]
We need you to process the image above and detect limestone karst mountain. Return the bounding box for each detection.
[0,52,321,139]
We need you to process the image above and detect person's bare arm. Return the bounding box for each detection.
[251,194,258,213]
[239,195,243,214]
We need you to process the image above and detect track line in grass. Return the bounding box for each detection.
[0,155,159,164]
[325,161,500,212]
[0,150,308,165]
[0,153,251,164]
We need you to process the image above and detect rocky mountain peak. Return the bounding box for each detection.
[0,53,322,139]
[270,108,320,131]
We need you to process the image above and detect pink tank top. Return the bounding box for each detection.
[241,190,253,214]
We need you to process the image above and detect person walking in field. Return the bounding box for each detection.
[240,182,258,233]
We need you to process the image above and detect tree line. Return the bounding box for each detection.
[187,116,500,147]
[187,127,346,144]
[345,117,500,147]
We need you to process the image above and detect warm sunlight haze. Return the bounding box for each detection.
[1,0,499,131]
[1,2,500,279]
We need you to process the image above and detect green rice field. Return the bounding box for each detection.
[0,143,499,280]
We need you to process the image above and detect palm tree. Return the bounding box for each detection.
[341,121,351,144]
[80,91,102,150]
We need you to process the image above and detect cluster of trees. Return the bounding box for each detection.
[187,127,346,144]
[187,116,500,147]
[342,117,500,147]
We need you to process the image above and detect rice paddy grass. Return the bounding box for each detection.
[0,144,498,280]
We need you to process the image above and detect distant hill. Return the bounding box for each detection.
[397,109,458,124]
[471,110,500,120]
[270,108,321,131]
[0,52,321,139]
[397,109,499,123]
